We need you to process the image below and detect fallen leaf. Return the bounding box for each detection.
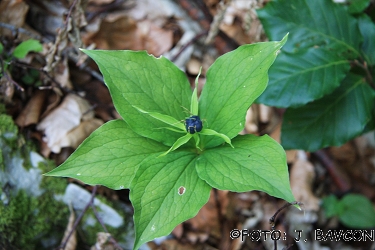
[61,205,77,250]
[180,190,228,244]
[290,152,320,211]
[84,15,173,55]
[0,71,14,103]
[88,0,115,4]
[39,88,63,120]
[269,122,298,163]
[37,94,94,153]
[90,232,115,250]
[59,118,103,149]
[219,0,263,44]
[16,90,47,127]
[258,104,272,123]
[244,106,258,134]
[0,0,29,37]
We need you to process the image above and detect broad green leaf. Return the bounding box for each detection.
[190,68,201,115]
[13,39,43,59]
[132,105,185,131]
[322,195,340,218]
[81,50,191,146]
[199,35,287,149]
[44,120,168,189]
[130,151,211,250]
[339,194,375,228]
[257,48,350,108]
[160,133,192,156]
[200,128,233,148]
[281,73,375,151]
[346,0,371,14]
[196,134,295,203]
[358,14,375,66]
[257,0,361,58]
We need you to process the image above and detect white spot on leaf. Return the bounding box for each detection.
[77,173,81,176]
[119,185,124,189]
[178,186,186,195]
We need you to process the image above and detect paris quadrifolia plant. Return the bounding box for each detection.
[45,34,296,249]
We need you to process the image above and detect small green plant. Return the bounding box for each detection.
[0,39,43,78]
[257,0,375,151]
[322,194,375,228]
[45,35,296,249]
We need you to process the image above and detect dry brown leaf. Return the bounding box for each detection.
[61,205,77,250]
[90,232,115,250]
[135,20,173,56]
[0,71,14,103]
[60,118,103,149]
[53,57,73,89]
[258,104,272,123]
[269,121,281,143]
[0,0,29,37]
[172,223,183,239]
[329,139,375,198]
[186,57,202,76]
[37,94,94,153]
[128,0,177,27]
[39,88,62,119]
[16,90,47,127]
[290,153,320,211]
[41,0,86,78]
[244,106,258,134]
[88,0,115,4]
[152,238,207,250]
[219,0,263,44]
[268,122,298,163]
[180,190,229,244]
[85,15,172,55]
[329,142,357,168]
[83,15,137,49]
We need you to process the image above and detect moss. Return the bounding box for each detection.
[0,109,34,173]
[0,188,69,249]
[0,104,133,249]
[0,104,70,249]
[0,113,18,138]
[78,194,132,246]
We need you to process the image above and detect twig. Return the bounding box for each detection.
[91,204,123,250]
[170,31,207,62]
[204,0,232,45]
[269,201,303,250]
[0,22,45,42]
[0,57,24,91]
[3,72,24,92]
[65,0,79,26]
[313,150,351,192]
[177,0,239,54]
[58,185,98,250]
[0,20,103,83]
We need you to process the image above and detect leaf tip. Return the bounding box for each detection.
[279,33,289,47]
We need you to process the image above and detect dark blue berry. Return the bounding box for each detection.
[185,115,203,134]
